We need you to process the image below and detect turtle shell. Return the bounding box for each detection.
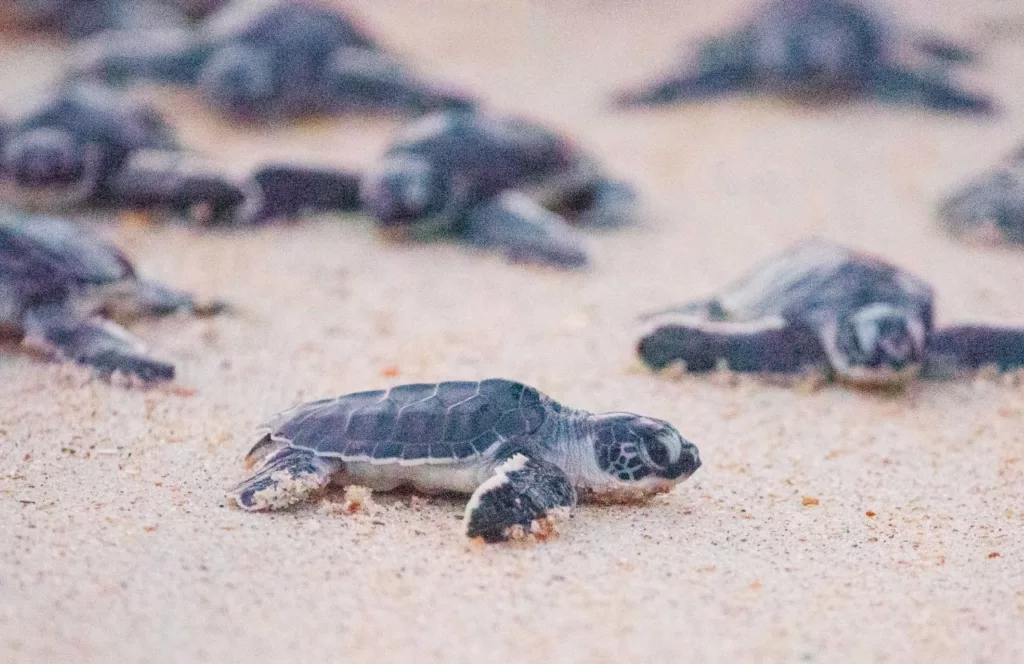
[261,379,555,464]
[0,213,135,304]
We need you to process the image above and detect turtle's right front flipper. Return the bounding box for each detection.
[69,28,211,86]
[24,309,174,383]
[923,326,1024,379]
[870,65,996,115]
[463,192,589,269]
[227,444,342,511]
[464,454,577,543]
[636,315,827,375]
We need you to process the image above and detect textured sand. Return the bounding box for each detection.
[3,1,1024,662]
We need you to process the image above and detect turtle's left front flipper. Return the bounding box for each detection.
[463,192,589,269]
[923,326,1024,379]
[464,454,577,543]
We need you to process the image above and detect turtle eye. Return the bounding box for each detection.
[646,439,670,468]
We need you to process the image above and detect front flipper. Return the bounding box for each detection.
[923,326,1024,379]
[464,454,577,543]
[870,65,996,115]
[24,310,175,383]
[227,446,342,511]
[103,150,248,225]
[242,164,363,225]
[637,315,828,375]
[69,28,211,86]
[100,278,229,323]
[462,192,589,269]
[322,47,476,115]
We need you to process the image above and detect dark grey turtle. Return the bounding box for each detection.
[71,0,476,123]
[0,210,225,383]
[612,0,993,115]
[228,379,701,543]
[4,0,226,38]
[938,147,1024,245]
[357,111,638,268]
[0,83,251,223]
[637,239,1024,387]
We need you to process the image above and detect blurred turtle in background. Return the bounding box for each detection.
[938,147,1024,245]
[0,210,225,383]
[2,0,226,39]
[70,0,476,123]
[637,239,1024,387]
[358,111,638,268]
[613,0,994,115]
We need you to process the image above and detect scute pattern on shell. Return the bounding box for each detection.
[264,379,551,463]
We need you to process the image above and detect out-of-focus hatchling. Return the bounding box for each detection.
[638,239,1024,388]
[938,146,1024,246]
[3,0,226,39]
[612,0,994,115]
[228,379,701,543]
[0,210,225,383]
[71,0,476,123]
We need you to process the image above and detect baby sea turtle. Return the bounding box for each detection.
[73,0,476,122]
[637,239,1024,387]
[0,210,224,382]
[4,0,226,38]
[228,379,701,542]
[613,0,993,114]
[938,147,1024,245]
[0,83,249,223]
[359,111,638,268]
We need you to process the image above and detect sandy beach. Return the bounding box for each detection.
[2,1,1024,661]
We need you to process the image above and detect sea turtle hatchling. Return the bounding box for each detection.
[0,210,224,382]
[3,0,226,38]
[937,146,1024,246]
[0,83,250,223]
[228,379,701,542]
[612,0,994,115]
[72,0,476,123]
[637,239,1024,387]
[358,111,639,268]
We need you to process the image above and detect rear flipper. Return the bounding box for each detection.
[937,167,1024,245]
[322,47,476,115]
[242,164,363,224]
[227,445,342,511]
[636,315,828,375]
[25,312,175,383]
[103,149,248,225]
[68,28,210,86]
[463,192,589,269]
[870,65,996,115]
[464,454,577,543]
[923,326,1024,379]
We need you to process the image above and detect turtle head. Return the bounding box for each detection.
[2,127,85,189]
[585,413,701,496]
[360,154,447,229]
[198,45,279,121]
[831,303,925,386]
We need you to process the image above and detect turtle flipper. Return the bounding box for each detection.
[914,35,977,65]
[241,164,363,224]
[464,454,577,543]
[923,326,1024,379]
[227,445,342,511]
[463,192,589,269]
[322,48,476,115]
[102,278,229,322]
[612,67,747,108]
[103,150,248,225]
[539,164,639,230]
[870,65,995,115]
[24,310,174,383]
[69,28,211,86]
[637,315,827,375]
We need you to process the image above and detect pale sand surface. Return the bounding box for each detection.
[3,1,1024,662]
